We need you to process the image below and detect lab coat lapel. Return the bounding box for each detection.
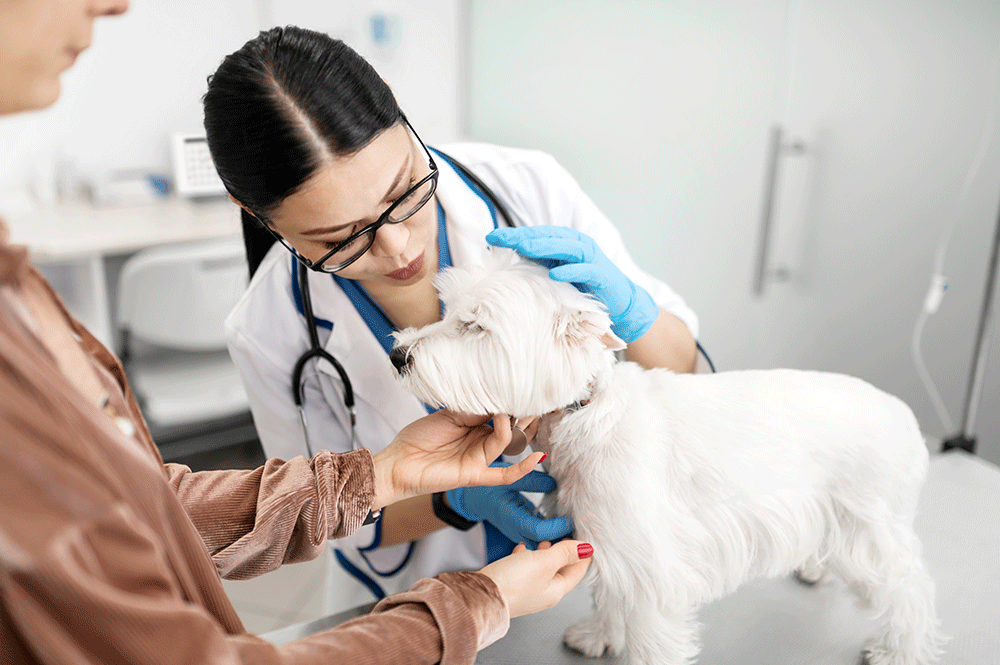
[434,151,496,271]
[304,269,427,436]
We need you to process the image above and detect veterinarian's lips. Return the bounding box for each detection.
[387,253,424,281]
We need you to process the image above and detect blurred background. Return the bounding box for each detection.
[1,0,998,469]
[2,0,998,637]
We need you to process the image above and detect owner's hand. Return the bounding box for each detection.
[372,412,544,509]
[486,225,659,342]
[480,540,594,618]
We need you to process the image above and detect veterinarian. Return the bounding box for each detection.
[204,26,702,614]
[0,2,596,663]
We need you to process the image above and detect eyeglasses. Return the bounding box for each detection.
[265,118,438,273]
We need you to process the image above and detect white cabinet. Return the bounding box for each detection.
[467,0,1000,463]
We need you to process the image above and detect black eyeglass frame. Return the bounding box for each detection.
[261,117,439,274]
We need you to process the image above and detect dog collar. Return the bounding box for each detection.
[565,382,601,412]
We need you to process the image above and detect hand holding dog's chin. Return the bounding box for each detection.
[480,541,593,618]
[370,410,545,509]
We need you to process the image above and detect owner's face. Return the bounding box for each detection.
[267,121,439,288]
[0,0,129,115]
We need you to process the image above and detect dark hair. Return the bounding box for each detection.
[203,26,403,276]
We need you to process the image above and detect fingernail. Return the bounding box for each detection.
[538,453,548,464]
[577,543,594,559]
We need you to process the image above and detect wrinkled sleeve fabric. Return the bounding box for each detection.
[1,511,508,665]
[1,423,509,665]
[1,223,511,664]
[164,449,375,580]
[278,572,509,665]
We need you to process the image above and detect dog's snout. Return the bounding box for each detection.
[389,345,412,374]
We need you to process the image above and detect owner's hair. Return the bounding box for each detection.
[203,26,403,276]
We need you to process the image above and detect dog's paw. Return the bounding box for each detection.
[859,640,896,665]
[564,617,610,658]
[794,559,832,586]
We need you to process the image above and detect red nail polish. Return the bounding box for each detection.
[578,543,594,559]
[538,453,548,464]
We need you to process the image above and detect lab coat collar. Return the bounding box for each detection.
[433,148,499,270]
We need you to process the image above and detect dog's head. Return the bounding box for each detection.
[390,248,626,417]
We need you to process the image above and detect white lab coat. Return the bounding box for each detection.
[225,142,700,614]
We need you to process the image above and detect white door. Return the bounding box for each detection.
[760,1,1000,456]
[467,0,1000,462]
[467,0,788,369]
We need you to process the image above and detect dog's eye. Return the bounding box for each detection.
[459,319,487,334]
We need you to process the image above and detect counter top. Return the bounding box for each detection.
[6,196,240,261]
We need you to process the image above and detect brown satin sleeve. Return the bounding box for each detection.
[165,449,376,579]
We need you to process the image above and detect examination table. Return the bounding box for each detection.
[263,451,999,663]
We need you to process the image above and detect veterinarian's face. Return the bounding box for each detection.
[0,0,129,114]
[266,122,439,286]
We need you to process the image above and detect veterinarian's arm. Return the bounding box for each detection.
[624,308,697,373]
[379,495,448,546]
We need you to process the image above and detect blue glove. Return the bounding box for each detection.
[446,462,572,549]
[486,225,659,342]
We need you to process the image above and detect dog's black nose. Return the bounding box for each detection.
[389,346,412,374]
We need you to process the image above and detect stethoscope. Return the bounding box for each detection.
[292,152,516,457]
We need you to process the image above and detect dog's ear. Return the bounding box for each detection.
[599,328,628,352]
[557,307,627,351]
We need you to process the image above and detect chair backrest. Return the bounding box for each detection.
[117,237,247,351]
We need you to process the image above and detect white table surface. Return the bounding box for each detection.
[264,451,1000,664]
[5,196,241,261]
[4,196,241,346]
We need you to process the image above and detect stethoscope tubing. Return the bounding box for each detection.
[294,260,358,454]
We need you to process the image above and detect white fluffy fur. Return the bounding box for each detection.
[392,249,946,665]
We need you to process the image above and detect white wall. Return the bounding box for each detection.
[466,0,1000,464]
[263,0,464,145]
[0,0,463,197]
[0,1,260,193]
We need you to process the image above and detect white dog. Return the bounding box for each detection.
[391,249,945,665]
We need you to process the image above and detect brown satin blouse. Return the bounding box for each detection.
[0,220,509,664]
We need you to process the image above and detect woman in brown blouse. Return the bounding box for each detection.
[0,2,593,664]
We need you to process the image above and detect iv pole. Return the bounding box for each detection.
[941,195,1000,454]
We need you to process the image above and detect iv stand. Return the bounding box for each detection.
[941,194,1000,454]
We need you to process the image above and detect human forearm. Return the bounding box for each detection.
[380,494,449,547]
[623,309,697,373]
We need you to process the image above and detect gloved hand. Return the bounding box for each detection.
[446,462,572,549]
[486,225,659,342]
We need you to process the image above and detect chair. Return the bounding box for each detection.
[116,236,254,458]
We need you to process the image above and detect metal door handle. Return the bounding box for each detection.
[754,124,806,297]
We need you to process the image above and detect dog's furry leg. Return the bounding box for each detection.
[563,578,627,658]
[624,603,700,665]
[835,514,946,664]
[564,613,614,658]
[565,579,702,665]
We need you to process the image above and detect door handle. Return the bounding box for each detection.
[754,124,806,297]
